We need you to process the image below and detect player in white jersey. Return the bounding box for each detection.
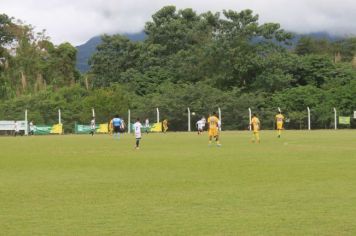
[201,116,206,130]
[133,118,142,149]
[196,119,204,135]
[145,118,150,134]
[29,121,35,135]
[90,117,95,136]
[14,121,20,137]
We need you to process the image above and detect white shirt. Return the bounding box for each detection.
[90,119,95,129]
[145,119,149,127]
[29,122,34,131]
[196,120,204,129]
[201,118,206,127]
[133,122,142,138]
[14,122,19,132]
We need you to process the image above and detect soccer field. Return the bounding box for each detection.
[1,131,356,235]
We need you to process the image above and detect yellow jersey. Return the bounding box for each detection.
[275,114,284,123]
[251,117,260,132]
[207,116,219,130]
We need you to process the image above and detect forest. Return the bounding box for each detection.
[0,6,355,131]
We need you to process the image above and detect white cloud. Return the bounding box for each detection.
[1,0,356,45]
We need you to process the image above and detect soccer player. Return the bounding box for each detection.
[29,120,35,136]
[250,113,261,143]
[90,117,95,136]
[196,118,204,135]
[14,120,19,137]
[201,116,206,130]
[120,118,126,133]
[163,119,168,133]
[145,118,150,134]
[208,112,221,146]
[275,111,285,138]
[112,115,122,139]
[109,117,114,135]
[133,118,142,149]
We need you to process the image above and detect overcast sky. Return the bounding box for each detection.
[1,0,356,46]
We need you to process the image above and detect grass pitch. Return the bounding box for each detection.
[1,130,356,235]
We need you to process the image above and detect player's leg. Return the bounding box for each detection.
[208,130,213,145]
[215,134,221,146]
[277,123,281,138]
[255,132,260,143]
[251,132,255,143]
[136,138,140,149]
[114,127,119,139]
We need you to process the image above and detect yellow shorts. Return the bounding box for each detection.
[277,123,283,130]
[209,128,218,137]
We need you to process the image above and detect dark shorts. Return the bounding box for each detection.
[113,126,121,133]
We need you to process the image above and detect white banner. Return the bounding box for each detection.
[0,121,27,131]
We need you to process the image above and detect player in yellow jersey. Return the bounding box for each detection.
[250,113,260,143]
[207,112,221,146]
[163,119,168,133]
[275,111,284,138]
[108,118,113,135]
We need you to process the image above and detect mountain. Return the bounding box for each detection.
[75,31,341,73]
[76,32,146,73]
[292,31,342,43]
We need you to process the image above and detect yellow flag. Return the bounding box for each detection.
[97,123,109,133]
[150,122,162,132]
[51,124,63,134]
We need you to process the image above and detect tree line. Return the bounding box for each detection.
[0,6,355,132]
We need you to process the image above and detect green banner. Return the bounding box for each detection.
[33,124,64,135]
[75,124,109,134]
[75,124,97,134]
[339,116,351,125]
[130,123,150,133]
[34,126,52,135]
[129,122,162,133]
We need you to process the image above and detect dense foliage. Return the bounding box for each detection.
[1,7,355,131]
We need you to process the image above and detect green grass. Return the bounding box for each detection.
[1,130,356,235]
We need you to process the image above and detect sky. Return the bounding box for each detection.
[1,0,356,46]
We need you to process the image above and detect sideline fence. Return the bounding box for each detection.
[0,107,355,135]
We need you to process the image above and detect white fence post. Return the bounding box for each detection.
[25,109,28,135]
[58,109,62,125]
[128,109,131,133]
[248,108,252,131]
[156,108,160,123]
[187,107,191,132]
[307,107,311,130]
[333,107,337,130]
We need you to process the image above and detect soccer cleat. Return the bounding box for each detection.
[217,144,222,147]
